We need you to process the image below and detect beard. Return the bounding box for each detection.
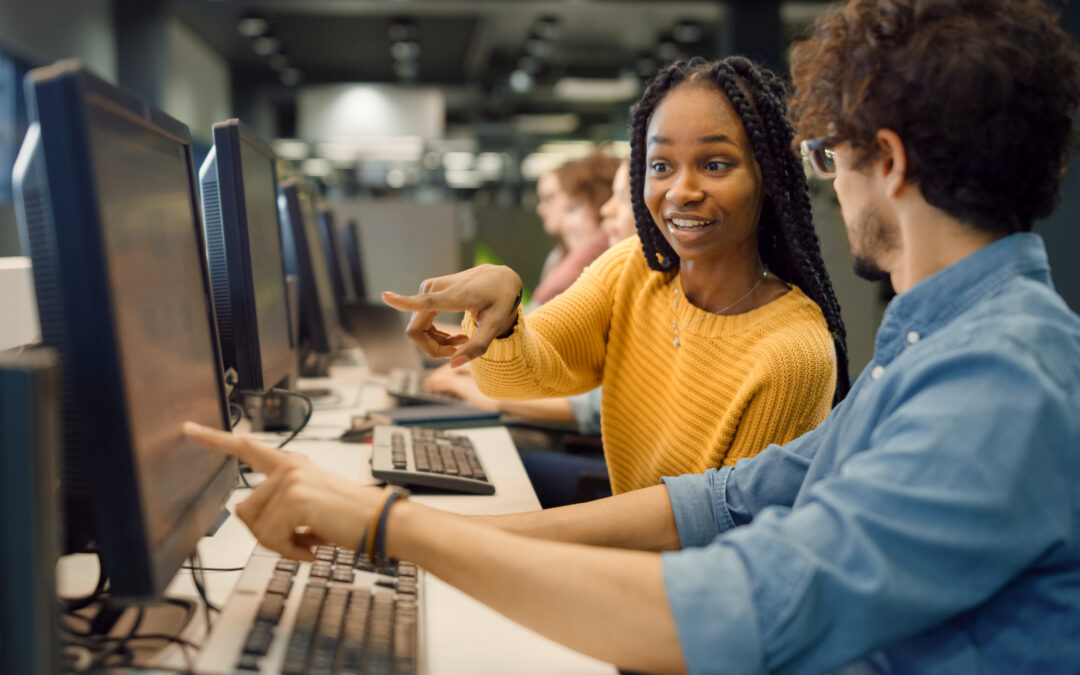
[848,206,896,282]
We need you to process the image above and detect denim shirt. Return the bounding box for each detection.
[661,233,1080,675]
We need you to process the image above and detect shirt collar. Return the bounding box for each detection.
[872,232,1052,366]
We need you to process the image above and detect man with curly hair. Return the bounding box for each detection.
[186,1,1080,672]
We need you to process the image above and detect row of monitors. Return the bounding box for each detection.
[12,62,368,601]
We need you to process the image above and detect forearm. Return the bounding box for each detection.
[388,501,686,674]
[494,397,576,423]
[474,484,682,551]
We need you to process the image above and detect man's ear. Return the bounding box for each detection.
[875,129,908,198]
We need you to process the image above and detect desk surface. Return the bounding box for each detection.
[57,354,616,674]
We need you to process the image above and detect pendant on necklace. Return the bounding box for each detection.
[673,336,680,348]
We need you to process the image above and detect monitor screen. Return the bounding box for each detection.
[317,206,358,312]
[342,219,368,302]
[87,99,226,553]
[297,188,340,332]
[238,137,292,384]
[14,63,234,598]
[278,178,340,354]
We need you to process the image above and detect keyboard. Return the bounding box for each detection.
[386,369,462,406]
[196,545,421,674]
[370,425,495,495]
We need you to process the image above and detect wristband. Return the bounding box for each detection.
[364,486,399,560]
[496,287,523,340]
[373,485,410,566]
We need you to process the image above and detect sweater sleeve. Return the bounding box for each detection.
[722,314,837,465]
[464,240,633,400]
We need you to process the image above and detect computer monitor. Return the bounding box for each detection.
[0,349,61,675]
[315,204,358,317]
[199,118,295,393]
[342,218,368,303]
[277,177,340,355]
[12,61,235,599]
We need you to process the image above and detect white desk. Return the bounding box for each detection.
[87,358,617,674]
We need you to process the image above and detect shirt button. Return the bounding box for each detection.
[871,365,885,380]
[907,331,920,344]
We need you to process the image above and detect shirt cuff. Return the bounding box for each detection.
[462,306,525,361]
[662,468,735,549]
[662,544,764,674]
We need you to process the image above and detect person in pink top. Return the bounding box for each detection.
[530,152,622,305]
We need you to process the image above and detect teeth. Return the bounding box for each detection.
[668,218,713,230]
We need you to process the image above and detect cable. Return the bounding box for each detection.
[180,564,245,572]
[269,388,314,449]
[189,552,219,635]
[228,402,244,429]
[89,606,144,668]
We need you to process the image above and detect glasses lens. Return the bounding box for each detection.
[817,148,836,177]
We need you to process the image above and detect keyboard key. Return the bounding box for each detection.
[266,573,293,596]
[236,653,262,671]
[276,559,300,574]
[332,566,355,583]
[256,593,286,624]
[242,622,274,655]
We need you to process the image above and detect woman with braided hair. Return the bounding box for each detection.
[383,56,849,495]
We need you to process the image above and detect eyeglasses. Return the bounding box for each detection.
[800,137,837,179]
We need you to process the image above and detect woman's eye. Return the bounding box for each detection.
[705,160,730,171]
[649,161,670,174]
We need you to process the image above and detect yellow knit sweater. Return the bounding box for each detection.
[466,236,837,494]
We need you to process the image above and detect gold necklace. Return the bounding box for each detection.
[672,268,768,348]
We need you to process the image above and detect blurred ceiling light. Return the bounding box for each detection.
[521,151,574,180]
[656,37,681,63]
[553,75,640,102]
[301,158,334,178]
[512,113,580,135]
[422,151,442,170]
[525,38,552,59]
[385,168,408,189]
[253,35,282,56]
[273,138,310,161]
[536,140,596,156]
[535,15,561,41]
[268,53,289,71]
[316,137,425,163]
[280,67,303,86]
[475,152,507,180]
[672,20,704,43]
[391,40,421,62]
[394,61,419,80]
[444,168,482,189]
[518,55,543,75]
[509,69,534,94]
[442,151,474,170]
[388,18,417,43]
[237,14,268,38]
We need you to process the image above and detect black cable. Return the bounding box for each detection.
[89,606,144,668]
[269,388,314,449]
[238,470,253,489]
[180,564,245,572]
[228,402,244,429]
[188,552,219,636]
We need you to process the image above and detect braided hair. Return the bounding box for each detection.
[629,56,851,403]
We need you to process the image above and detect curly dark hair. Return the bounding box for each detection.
[628,56,851,403]
[789,0,1080,234]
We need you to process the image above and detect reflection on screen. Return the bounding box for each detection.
[239,139,291,382]
[297,189,340,330]
[87,101,225,549]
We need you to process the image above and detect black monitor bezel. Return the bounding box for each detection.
[20,62,235,599]
[202,118,296,392]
